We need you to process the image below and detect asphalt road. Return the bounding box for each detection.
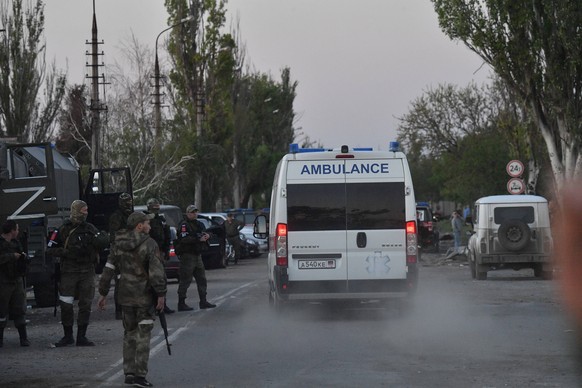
[1,253,581,387]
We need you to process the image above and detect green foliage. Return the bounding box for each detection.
[436,131,511,203]
[398,80,542,204]
[165,0,297,210]
[0,0,66,142]
[432,0,582,187]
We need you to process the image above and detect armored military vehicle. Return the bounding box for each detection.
[0,140,132,307]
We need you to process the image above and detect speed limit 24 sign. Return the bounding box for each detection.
[506,160,524,178]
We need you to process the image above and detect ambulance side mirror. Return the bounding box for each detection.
[253,215,268,239]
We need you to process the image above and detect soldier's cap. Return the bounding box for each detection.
[127,211,154,228]
[186,204,199,213]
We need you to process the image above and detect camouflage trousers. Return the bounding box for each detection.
[122,305,155,378]
[59,270,95,327]
[177,253,207,301]
[0,280,26,328]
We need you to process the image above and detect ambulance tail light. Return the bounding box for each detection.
[276,223,288,266]
[406,221,418,264]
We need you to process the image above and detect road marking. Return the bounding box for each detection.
[96,280,260,386]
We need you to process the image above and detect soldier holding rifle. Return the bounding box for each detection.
[98,212,167,388]
[0,220,29,347]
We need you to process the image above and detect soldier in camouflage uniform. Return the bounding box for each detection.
[175,205,216,311]
[144,198,174,314]
[98,212,166,388]
[0,220,29,347]
[108,192,133,320]
[47,200,100,347]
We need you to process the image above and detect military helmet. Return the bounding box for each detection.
[92,230,110,250]
[147,198,161,209]
[118,192,133,209]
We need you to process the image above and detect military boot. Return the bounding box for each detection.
[177,297,193,311]
[54,325,74,347]
[163,303,175,314]
[76,324,95,346]
[17,325,30,347]
[199,299,216,309]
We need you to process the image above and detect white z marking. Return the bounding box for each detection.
[3,186,47,220]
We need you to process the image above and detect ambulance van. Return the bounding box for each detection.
[255,143,419,309]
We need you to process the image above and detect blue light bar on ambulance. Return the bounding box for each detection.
[289,143,328,153]
[389,141,400,152]
[289,141,400,154]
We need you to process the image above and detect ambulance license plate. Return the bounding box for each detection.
[298,260,336,269]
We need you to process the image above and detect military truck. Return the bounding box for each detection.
[0,140,132,307]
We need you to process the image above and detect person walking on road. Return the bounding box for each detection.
[47,200,101,347]
[451,210,464,254]
[0,220,30,347]
[224,212,244,264]
[174,205,216,311]
[98,212,166,388]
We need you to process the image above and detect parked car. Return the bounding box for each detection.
[416,203,439,252]
[224,208,257,225]
[133,204,182,229]
[198,212,227,225]
[240,225,267,254]
[200,210,265,257]
[466,195,553,280]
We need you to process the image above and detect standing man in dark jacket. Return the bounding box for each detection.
[144,198,174,314]
[98,212,167,388]
[175,205,216,311]
[108,192,133,320]
[47,200,100,347]
[224,212,244,264]
[0,220,29,347]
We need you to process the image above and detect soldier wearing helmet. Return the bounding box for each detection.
[46,200,105,347]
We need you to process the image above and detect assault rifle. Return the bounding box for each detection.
[151,288,171,355]
[157,308,171,355]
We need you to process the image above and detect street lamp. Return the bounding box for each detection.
[153,15,194,172]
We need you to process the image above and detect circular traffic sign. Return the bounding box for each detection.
[507,178,525,195]
[506,160,524,177]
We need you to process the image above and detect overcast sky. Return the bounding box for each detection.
[44,0,491,150]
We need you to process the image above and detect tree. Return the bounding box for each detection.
[432,0,582,193]
[165,0,298,210]
[101,34,194,203]
[397,81,548,203]
[55,84,92,166]
[0,0,66,142]
[233,69,297,208]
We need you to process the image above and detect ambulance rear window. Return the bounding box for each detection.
[287,182,405,231]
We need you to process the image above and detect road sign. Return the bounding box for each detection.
[507,178,525,195]
[506,160,524,178]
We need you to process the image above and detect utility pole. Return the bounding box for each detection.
[85,0,108,169]
[152,15,194,173]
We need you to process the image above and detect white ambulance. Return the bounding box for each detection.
[255,143,419,309]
